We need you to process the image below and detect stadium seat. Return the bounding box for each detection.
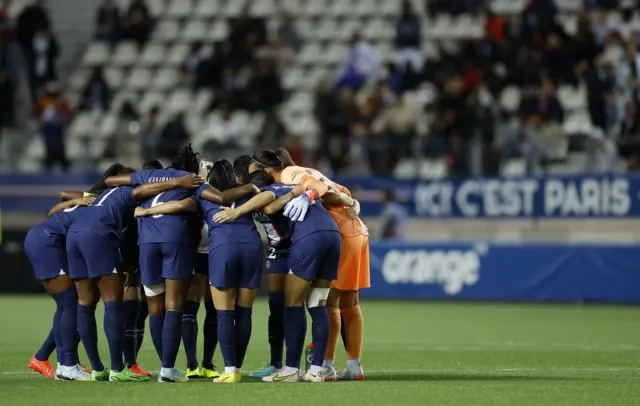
[140,43,166,66]
[104,67,125,89]
[280,0,300,14]
[153,19,181,43]
[140,91,166,113]
[295,19,312,40]
[283,67,304,90]
[166,43,190,66]
[153,68,180,91]
[81,42,110,67]
[558,84,587,111]
[68,112,98,140]
[112,41,139,67]
[355,0,377,17]
[287,91,314,113]
[167,89,192,113]
[147,0,166,17]
[194,0,220,19]
[182,19,208,42]
[166,0,194,19]
[499,86,522,112]
[501,158,526,176]
[126,68,153,90]
[325,43,346,66]
[195,89,214,113]
[419,158,448,180]
[69,70,89,91]
[301,1,324,18]
[394,158,418,179]
[252,0,276,17]
[98,114,119,139]
[315,19,340,42]
[339,19,361,41]
[109,91,139,114]
[208,20,229,41]
[298,43,324,66]
[328,0,352,18]
[222,0,243,17]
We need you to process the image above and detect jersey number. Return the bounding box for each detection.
[150,192,165,218]
[94,187,119,207]
[267,246,277,259]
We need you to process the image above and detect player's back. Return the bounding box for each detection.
[194,184,259,249]
[254,187,292,254]
[131,168,196,245]
[69,186,136,245]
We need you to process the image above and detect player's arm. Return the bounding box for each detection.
[200,184,259,205]
[132,174,204,201]
[134,198,198,217]
[212,191,277,223]
[59,190,84,201]
[321,182,360,218]
[320,192,354,207]
[48,196,96,217]
[264,186,305,215]
[105,174,133,187]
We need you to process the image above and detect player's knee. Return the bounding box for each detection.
[339,290,359,309]
[306,287,330,309]
[143,284,165,298]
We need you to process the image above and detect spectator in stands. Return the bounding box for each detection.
[139,105,161,162]
[157,112,190,160]
[228,4,266,69]
[35,82,71,171]
[335,32,380,90]
[122,0,153,47]
[394,0,422,73]
[16,0,50,53]
[243,59,284,111]
[201,102,240,151]
[617,8,640,41]
[26,27,59,104]
[95,0,122,43]
[181,42,203,89]
[79,66,111,112]
[277,11,302,54]
[585,127,620,173]
[0,31,23,139]
[379,189,407,240]
[585,55,616,132]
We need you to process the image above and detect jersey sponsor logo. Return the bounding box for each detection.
[381,244,487,295]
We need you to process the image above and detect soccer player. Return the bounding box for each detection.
[250,149,369,381]
[134,160,260,384]
[212,170,353,382]
[25,194,96,380]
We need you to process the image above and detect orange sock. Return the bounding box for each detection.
[324,307,341,361]
[341,305,363,360]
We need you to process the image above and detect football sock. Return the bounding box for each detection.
[202,300,217,369]
[149,313,164,360]
[217,310,236,370]
[78,304,104,371]
[182,300,200,369]
[35,323,57,362]
[284,306,306,369]
[122,300,139,367]
[308,306,329,368]
[342,305,364,360]
[104,301,125,372]
[58,287,79,367]
[324,306,341,362]
[161,310,182,369]
[267,292,285,369]
[235,306,252,369]
[136,300,148,356]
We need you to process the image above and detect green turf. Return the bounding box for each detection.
[0,296,638,406]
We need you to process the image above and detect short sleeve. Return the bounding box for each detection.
[131,170,151,186]
[195,183,211,197]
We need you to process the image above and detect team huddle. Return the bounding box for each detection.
[25,146,370,383]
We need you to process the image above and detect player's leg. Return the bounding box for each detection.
[158,243,192,383]
[140,243,165,363]
[136,294,148,356]
[323,288,341,376]
[183,273,206,378]
[122,274,141,370]
[31,325,57,378]
[201,286,219,378]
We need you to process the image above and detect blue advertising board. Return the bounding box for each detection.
[364,242,640,303]
[335,174,640,218]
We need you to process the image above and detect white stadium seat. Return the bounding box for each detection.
[126,67,153,91]
[153,68,180,91]
[182,20,208,42]
[140,91,166,113]
[112,41,139,67]
[104,68,125,89]
[167,43,190,66]
[140,43,166,66]
[208,20,229,41]
[153,19,181,42]
[166,0,194,19]
[194,0,221,19]
[82,42,110,67]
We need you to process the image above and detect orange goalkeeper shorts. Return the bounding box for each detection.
[332,233,370,291]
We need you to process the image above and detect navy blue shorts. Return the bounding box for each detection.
[265,255,289,275]
[67,231,122,279]
[288,231,341,281]
[25,226,68,281]
[209,243,262,289]
[139,243,195,286]
[194,253,208,276]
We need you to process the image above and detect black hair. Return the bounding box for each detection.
[88,163,126,194]
[252,149,282,170]
[233,155,252,185]
[275,148,296,168]
[208,159,236,192]
[170,144,200,174]
[249,171,274,188]
[143,160,163,170]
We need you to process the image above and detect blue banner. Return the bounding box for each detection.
[364,242,640,303]
[334,174,640,218]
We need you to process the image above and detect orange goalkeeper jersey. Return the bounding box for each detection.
[280,166,368,238]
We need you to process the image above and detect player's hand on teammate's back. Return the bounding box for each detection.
[284,194,310,222]
[174,174,205,188]
[134,207,148,217]
[347,199,361,219]
[74,196,96,206]
[212,207,239,223]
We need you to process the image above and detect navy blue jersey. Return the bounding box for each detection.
[131,168,196,245]
[263,183,339,242]
[40,205,87,237]
[68,186,137,246]
[254,185,292,254]
[193,183,260,250]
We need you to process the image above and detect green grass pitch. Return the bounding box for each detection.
[0,296,638,406]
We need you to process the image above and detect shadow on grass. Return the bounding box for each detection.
[364,373,582,382]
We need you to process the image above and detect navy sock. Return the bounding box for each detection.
[122,300,140,367]
[182,301,200,369]
[267,292,285,369]
[77,304,104,371]
[58,287,79,367]
[235,306,252,369]
[161,310,182,369]
[149,314,164,360]
[52,305,63,365]
[202,300,217,369]
[104,301,125,372]
[35,322,57,362]
[217,310,236,368]
[284,306,307,369]
[136,300,148,356]
[308,306,329,367]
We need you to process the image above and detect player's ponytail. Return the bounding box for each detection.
[253,149,283,170]
[275,148,295,168]
[171,143,200,174]
[88,163,126,194]
[208,159,236,191]
[249,171,274,188]
[233,155,252,185]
